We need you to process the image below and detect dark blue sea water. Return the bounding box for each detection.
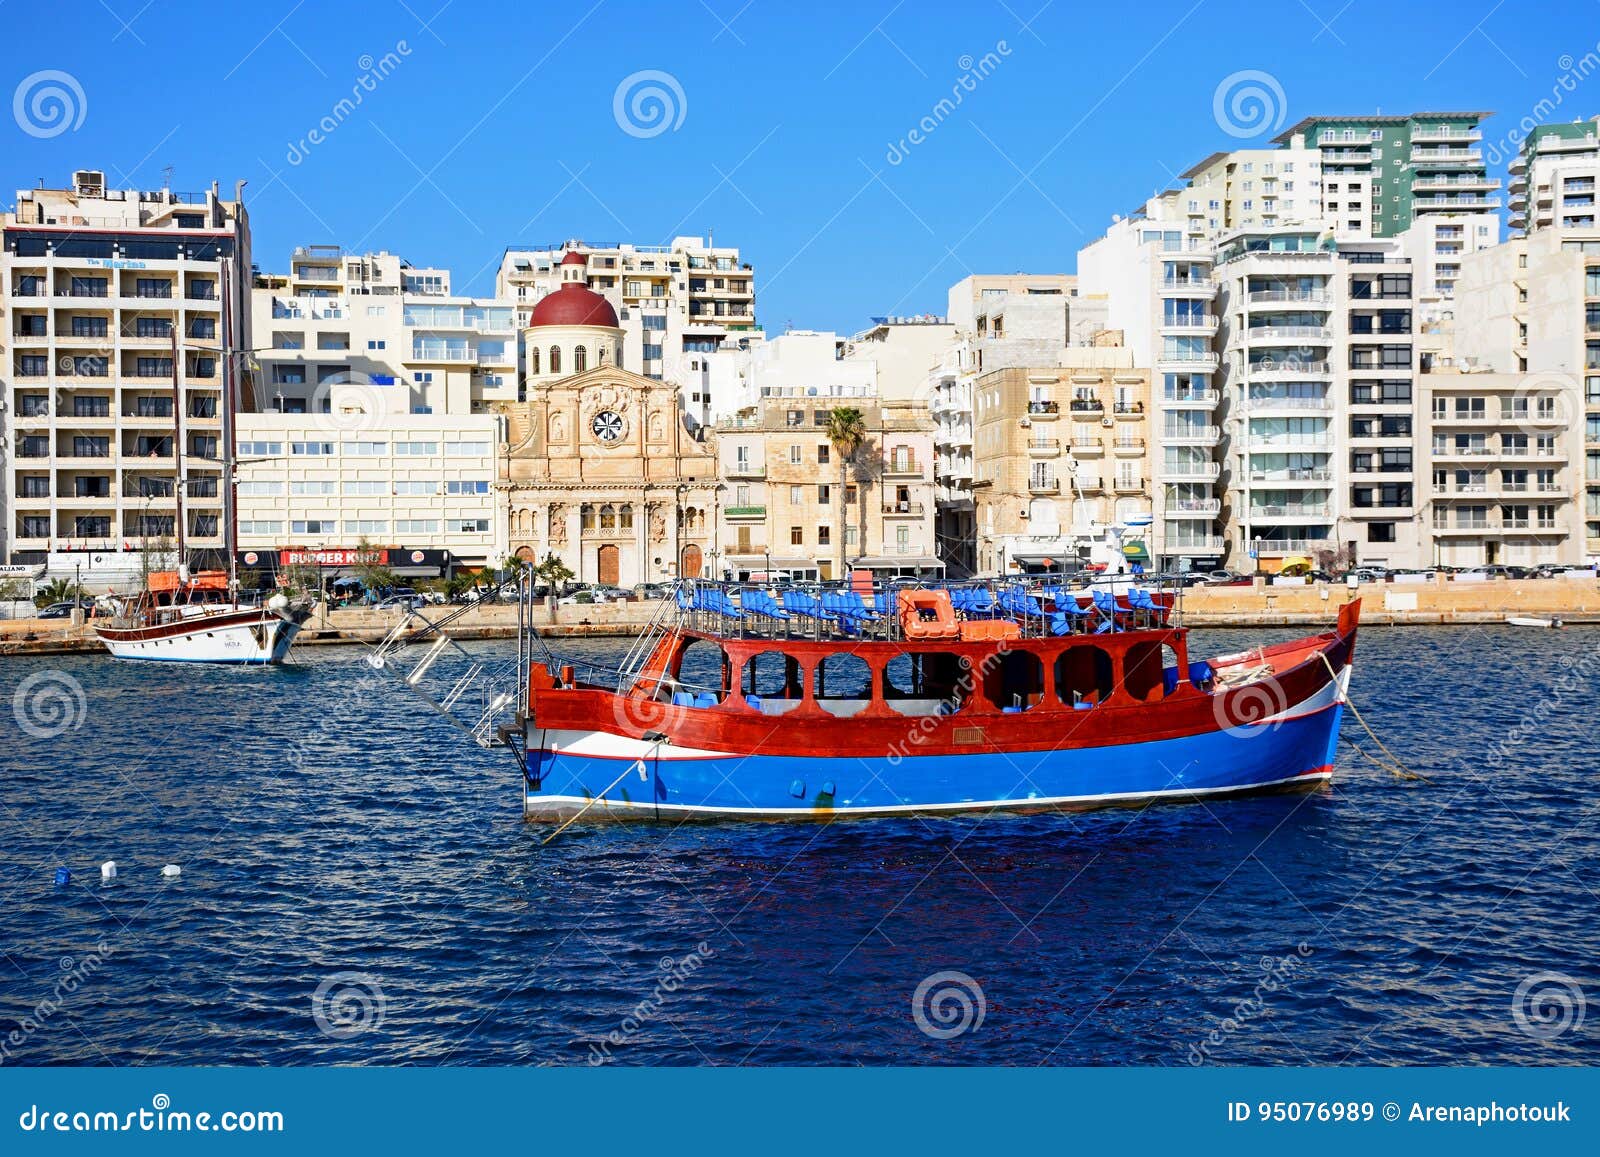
[2,624,1597,1066]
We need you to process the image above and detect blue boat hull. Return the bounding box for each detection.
[523,700,1344,820]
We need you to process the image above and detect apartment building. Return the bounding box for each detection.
[714,385,937,582]
[3,170,251,572]
[239,246,512,568]
[1077,202,1227,571]
[496,237,758,427]
[970,357,1151,576]
[1508,117,1600,234]
[1451,228,1591,566]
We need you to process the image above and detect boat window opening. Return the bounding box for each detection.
[673,638,729,706]
[1123,640,1168,702]
[1056,645,1114,708]
[983,650,1044,713]
[741,650,805,715]
[813,653,872,717]
[883,651,969,716]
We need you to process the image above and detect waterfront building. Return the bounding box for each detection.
[969,354,1150,576]
[1077,201,1227,571]
[1451,228,1590,566]
[237,246,513,569]
[496,236,759,429]
[713,384,938,582]
[2,170,251,572]
[1507,117,1600,234]
[500,273,717,586]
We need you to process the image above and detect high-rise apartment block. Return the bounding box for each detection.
[3,170,250,568]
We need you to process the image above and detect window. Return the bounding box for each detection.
[291,520,337,535]
[291,481,336,495]
[445,441,490,456]
[445,480,491,495]
[291,441,334,455]
[549,346,561,374]
[818,445,830,465]
[817,484,831,505]
[395,481,436,496]
[237,520,283,536]
[367,339,386,350]
[238,440,282,457]
[449,519,490,533]
[818,526,831,545]
[343,481,387,496]
[237,481,283,497]
[790,526,803,545]
[344,520,390,535]
[573,345,587,372]
[413,372,433,384]
[395,519,439,534]
[342,441,388,455]
[395,441,438,455]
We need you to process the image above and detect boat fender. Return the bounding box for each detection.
[101,861,117,880]
[789,779,806,799]
[366,654,385,670]
[53,867,70,887]
[161,864,181,878]
[822,781,836,796]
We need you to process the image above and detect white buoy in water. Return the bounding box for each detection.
[101,861,117,880]
[161,864,181,877]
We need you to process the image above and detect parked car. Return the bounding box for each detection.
[1346,568,1389,584]
[375,594,426,612]
[632,583,670,600]
[1204,570,1251,586]
[36,602,77,619]
[1459,565,1518,580]
[558,585,620,606]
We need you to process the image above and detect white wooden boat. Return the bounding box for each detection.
[1506,615,1563,629]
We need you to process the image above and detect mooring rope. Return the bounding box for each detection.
[1319,652,1431,783]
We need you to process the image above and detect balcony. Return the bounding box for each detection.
[1027,438,1060,456]
[1249,468,1332,484]
[1410,148,1484,166]
[1070,439,1104,455]
[1028,400,1060,417]
[1253,538,1333,554]
[1413,126,1483,142]
[1248,395,1332,413]
[1245,326,1333,344]
[1112,402,1144,419]
[1431,444,1494,458]
[1158,461,1221,481]
[1073,476,1105,493]
[1112,477,1145,495]
[1159,277,1218,298]
[725,505,766,520]
[1165,535,1227,553]
[1167,498,1222,516]
[1160,314,1218,334]
[1068,400,1105,416]
[1162,425,1219,445]
[1157,352,1219,372]
[1415,196,1502,211]
[1162,388,1218,406]
[1112,437,1145,455]
[1248,360,1331,379]
[1249,504,1333,520]
[882,502,925,517]
[1028,476,1061,494]
[882,460,923,479]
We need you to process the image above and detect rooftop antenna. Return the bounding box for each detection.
[161,165,173,191]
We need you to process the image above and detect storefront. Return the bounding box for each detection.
[235,547,458,585]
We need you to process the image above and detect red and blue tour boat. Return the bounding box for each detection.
[441,574,1360,822]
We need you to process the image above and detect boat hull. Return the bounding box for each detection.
[95,608,302,664]
[522,671,1348,821]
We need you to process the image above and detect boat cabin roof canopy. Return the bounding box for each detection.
[147,570,229,593]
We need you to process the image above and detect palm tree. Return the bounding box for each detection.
[825,406,867,579]
[533,552,575,610]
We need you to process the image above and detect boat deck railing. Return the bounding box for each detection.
[661,573,1185,645]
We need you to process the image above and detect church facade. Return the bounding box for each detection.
[498,256,720,586]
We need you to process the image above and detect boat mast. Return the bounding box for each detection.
[220,251,238,596]
[171,329,187,581]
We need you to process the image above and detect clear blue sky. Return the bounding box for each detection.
[3,0,1596,331]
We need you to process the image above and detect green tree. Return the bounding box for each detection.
[35,577,83,609]
[352,538,397,598]
[532,553,574,608]
[825,406,867,579]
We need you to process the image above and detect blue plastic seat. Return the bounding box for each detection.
[672,692,695,707]
[745,694,763,710]
[694,692,718,708]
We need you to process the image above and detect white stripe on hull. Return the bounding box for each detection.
[523,767,1334,822]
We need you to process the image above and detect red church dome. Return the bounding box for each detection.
[559,249,587,267]
[528,282,620,329]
